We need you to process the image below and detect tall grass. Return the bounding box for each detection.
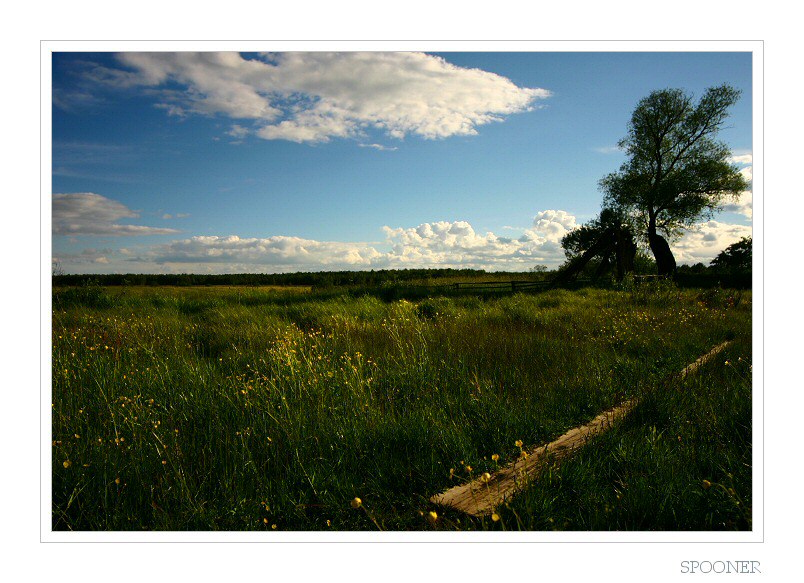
[486,339,752,531]
[51,284,751,530]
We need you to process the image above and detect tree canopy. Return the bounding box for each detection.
[561,207,633,259]
[555,206,637,285]
[710,236,752,272]
[601,84,749,276]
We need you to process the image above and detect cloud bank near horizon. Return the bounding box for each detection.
[76,52,550,144]
[52,194,752,274]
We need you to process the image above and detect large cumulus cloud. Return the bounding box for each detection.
[84,52,550,144]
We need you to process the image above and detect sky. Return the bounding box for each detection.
[51,51,753,274]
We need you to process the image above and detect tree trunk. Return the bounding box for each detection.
[614,229,637,280]
[647,216,676,277]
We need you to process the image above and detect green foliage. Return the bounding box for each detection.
[561,206,634,259]
[601,85,748,238]
[561,223,602,259]
[632,250,657,274]
[710,237,752,273]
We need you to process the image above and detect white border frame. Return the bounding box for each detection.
[41,40,763,545]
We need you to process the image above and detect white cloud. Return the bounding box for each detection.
[524,210,577,242]
[152,235,383,269]
[53,193,181,236]
[53,248,114,267]
[671,220,753,265]
[115,52,282,120]
[55,208,755,274]
[722,154,752,219]
[721,190,753,220]
[98,52,549,144]
[593,145,622,154]
[727,153,752,183]
[109,213,578,273]
[227,124,250,139]
[729,153,753,165]
[380,220,531,267]
[383,221,494,251]
[358,143,399,151]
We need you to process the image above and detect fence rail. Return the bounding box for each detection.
[452,280,549,292]
[450,279,593,293]
[632,274,670,282]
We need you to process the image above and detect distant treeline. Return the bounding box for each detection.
[52,265,750,291]
[52,268,531,288]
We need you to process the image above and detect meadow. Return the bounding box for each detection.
[51,281,751,531]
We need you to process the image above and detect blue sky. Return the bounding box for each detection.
[51,51,753,274]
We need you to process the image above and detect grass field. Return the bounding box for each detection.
[51,282,751,531]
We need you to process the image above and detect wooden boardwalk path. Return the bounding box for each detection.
[430,341,732,516]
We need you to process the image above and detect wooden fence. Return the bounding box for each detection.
[451,278,592,293]
[452,280,548,292]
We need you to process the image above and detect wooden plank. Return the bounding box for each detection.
[430,400,637,516]
[429,341,733,517]
[680,341,731,378]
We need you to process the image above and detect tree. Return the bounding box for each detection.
[601,85,749,276]
[710,236,751,272]
[554,206,637,285]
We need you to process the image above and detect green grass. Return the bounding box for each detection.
[463,339,752,531]
[51,283,751,531]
